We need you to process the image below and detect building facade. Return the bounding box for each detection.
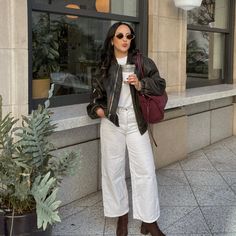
[1,0,236,204]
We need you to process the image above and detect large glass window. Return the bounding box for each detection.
[186,0,234,88]
[29,0,147,110]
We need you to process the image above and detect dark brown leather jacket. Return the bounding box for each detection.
[87,52,166,135]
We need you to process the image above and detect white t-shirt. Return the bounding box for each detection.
[117,56,133,108]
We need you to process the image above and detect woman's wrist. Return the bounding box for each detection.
[135,81,142,91]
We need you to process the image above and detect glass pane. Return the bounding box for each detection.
[186,30,225,87]
[33,0,138,17]
[110,0,138,17]
[32,12,135,99]
[187,0,229,29]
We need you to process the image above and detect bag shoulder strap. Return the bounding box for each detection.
[136,52,144,79]
[135,53,158,147]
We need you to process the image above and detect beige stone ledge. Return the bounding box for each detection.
[51,103,100,132]
[50,84,236,132]
[167,84,236,109]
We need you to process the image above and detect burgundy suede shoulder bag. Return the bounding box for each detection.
[136,53,168,124]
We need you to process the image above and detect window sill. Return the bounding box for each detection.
[166,84,236,109]
[51,84,236,131]
[50,103,100,132]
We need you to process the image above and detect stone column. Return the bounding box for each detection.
[148,0,187,92]
[0,0,28,118]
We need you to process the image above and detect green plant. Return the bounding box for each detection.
[32,13,60,79]
[0,92,80,230]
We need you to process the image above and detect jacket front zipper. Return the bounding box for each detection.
[108,65,120,118]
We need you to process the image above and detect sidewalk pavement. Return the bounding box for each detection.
[52,136,236,236]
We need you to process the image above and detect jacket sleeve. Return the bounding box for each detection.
[139,56,166,96]
[87,74,107,119]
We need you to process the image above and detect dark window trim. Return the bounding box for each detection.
[31,94,90,108]
[28,0,33,113]
[186,0,235,88]
[225,0,235,84]
[28,0,148,111]
[138,0,148,55]
[187,25,229,33]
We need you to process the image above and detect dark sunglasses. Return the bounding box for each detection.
[115,33,135,40]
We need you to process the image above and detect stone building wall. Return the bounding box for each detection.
[0,0,28,118]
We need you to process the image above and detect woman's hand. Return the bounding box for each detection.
[96,107,106,118]
[127,74,141,91]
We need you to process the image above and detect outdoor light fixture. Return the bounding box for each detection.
[173,0,203,10]
[65,3,80,19]
[95,0,110,13]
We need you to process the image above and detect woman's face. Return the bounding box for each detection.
[112,24,134,58]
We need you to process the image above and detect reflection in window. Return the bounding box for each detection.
[187,0,229,29]
[32,12,109,97]
[187,31,225,87]
[33,0,138,17]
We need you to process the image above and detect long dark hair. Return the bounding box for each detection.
[100,22,137,76]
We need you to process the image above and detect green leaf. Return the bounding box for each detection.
[31,172,61,230]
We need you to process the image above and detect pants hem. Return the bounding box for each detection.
[133,212,160,223]
[104,209,129,218]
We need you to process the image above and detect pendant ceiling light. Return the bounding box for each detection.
[95,0,110,13]
[173,0,203,10]
[65,3,80,19]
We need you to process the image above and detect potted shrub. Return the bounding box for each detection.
[32,13,60,99]
[0,93,80,235]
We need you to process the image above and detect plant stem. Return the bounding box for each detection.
[9,208,14,236]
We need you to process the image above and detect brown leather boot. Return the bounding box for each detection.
[140,221,165,236]
[116,213,128,236]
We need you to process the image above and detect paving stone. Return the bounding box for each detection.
[191,185,236,206]
[159,206,197,230]
[157,169,189,186]
[161,161,182,170]
[180,151,215,171]
[184,170,227,186]
[201,206,236,233]
[159,185,198,207]
[52,202,105,235]
[164,208,210,234]
[220,171,236,186]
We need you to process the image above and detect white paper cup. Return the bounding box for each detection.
[121,64,135,82]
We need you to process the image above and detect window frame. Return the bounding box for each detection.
[28,0,148,111]
[186,0,235,88]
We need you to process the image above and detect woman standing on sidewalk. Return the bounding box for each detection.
[87,22,166,236]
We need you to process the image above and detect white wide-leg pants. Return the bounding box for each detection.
[100,107,160,223]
